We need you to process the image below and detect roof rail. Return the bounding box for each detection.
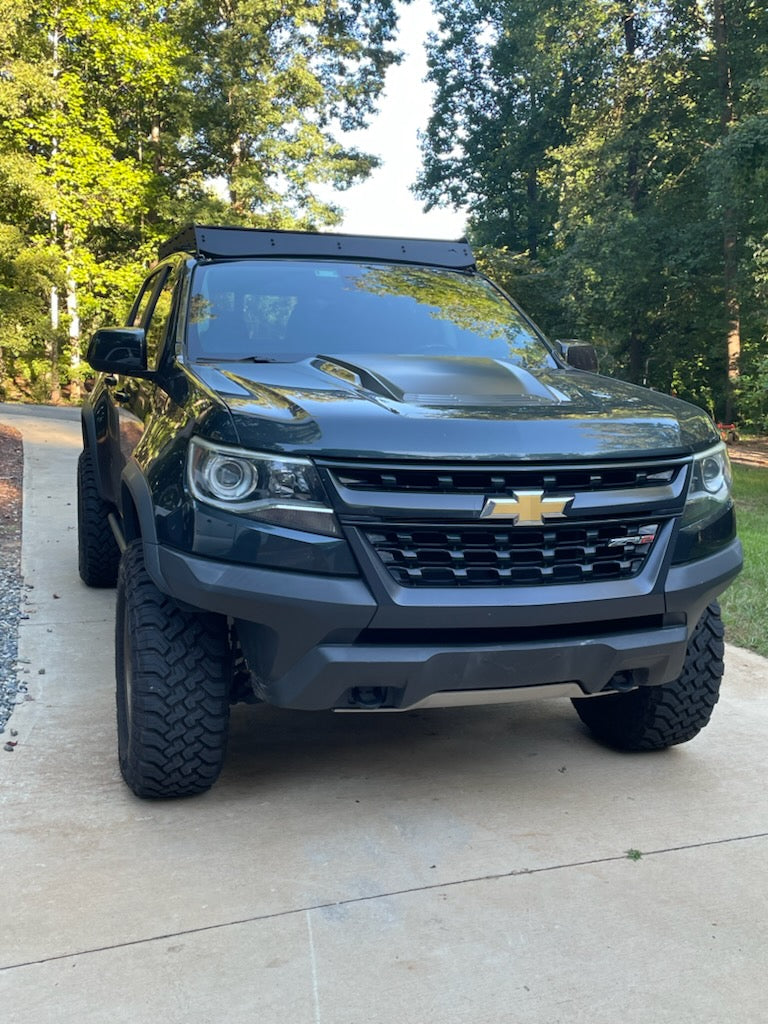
[158,224,475,270]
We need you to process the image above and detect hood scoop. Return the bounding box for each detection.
[313,354,565,407]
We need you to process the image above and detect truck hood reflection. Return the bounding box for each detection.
[190,353,718,460]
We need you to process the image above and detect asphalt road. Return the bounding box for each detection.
[1,405,767,1024]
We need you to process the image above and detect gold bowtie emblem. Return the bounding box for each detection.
[480,489,573,526]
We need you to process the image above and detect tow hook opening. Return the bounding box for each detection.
[348,686,389,709]
[605,669,649,693]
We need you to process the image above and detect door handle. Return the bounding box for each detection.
[114,390,130,402]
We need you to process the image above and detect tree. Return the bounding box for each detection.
[0,226,61,399]
[703,0,768,419]
[0,0,404,400]
[419,0,610,257]
[0,0,175,397]
[171,0,401,227]
[418,1,768,421]
[550,5,716,386]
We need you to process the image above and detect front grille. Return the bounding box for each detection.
[362,520,660,587]
[322,457,684,589]
[333,462,681,495]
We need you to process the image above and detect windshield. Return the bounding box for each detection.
[186,259,557,370]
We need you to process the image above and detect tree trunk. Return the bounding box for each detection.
[623,8,640,201]
[48,291,61,403]
[49,19,61,404]
[714,0,740,422]
[49,224,61,404]
[628,329,645,385]
[65,226,80,402]
[526,166,539,259]
[623,6,638,54]
[229,136,243,213]
[623,7,643,383]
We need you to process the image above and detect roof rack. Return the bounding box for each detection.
[158,224,475,270]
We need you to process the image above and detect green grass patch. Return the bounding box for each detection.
[720,462,768,657]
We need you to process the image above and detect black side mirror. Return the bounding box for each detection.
[87,327,149,376]
[554,339,599,373]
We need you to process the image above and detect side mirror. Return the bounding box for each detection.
[554,339,599,373]
[87,327,149,376]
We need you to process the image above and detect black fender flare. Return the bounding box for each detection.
[120,460,172,596]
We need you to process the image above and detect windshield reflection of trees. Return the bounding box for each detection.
[352,265,554,369]
[187,261,557,367]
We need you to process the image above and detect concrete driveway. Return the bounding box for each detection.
[1,404,767,1023]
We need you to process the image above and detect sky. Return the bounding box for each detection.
[326,0,468,239]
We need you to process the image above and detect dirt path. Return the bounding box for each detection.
[0,422,22,568]
[727,438,768,469]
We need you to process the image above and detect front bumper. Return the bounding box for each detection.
[142,534,742,711]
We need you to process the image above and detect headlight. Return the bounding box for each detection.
[673,441,736,562]
[187,438,341,537]
[680,442,733,530]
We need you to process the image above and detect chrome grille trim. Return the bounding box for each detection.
[320,458,689,521]
[326,459,687,495]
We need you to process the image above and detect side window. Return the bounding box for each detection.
[128,269,166,329]
[144,272,177,369]
[126,266,176,370]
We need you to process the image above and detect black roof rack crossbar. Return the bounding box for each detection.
[158,224,475,270]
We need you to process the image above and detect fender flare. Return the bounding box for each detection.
[120,459,171,595]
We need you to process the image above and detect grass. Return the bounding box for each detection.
[720,462,768,658]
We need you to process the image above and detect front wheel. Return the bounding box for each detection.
[572,603,725,751]
[115,540,231,798]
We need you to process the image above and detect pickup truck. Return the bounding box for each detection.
[79,225,742,797]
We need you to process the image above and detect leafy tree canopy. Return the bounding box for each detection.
[419,0,768,423]
[0,0,404,399]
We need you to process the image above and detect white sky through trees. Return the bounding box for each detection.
[327,0,468,239]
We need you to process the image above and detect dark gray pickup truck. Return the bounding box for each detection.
[79,225,742,797]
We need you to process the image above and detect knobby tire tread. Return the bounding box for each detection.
[572,603,725,751]
[116,540,231,798]
[77,448,121,587]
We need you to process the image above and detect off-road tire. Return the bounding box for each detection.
[572,603,725,751]
[115,540,231,798]
[77,448,121,587]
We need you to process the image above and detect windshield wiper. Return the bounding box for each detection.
[196,355,287,364]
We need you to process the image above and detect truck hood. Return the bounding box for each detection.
[190,353,718,460]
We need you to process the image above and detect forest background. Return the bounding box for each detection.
[1,0,767,429]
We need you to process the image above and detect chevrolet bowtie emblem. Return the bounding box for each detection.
[480,489,574,526]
